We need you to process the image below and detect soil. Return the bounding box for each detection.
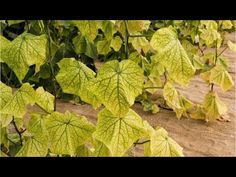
[27,32,236,156]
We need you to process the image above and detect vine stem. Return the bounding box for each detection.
[124,20,129,59]
[12,117,23,146]
[1,64,11,85]
[144,86,164,89]
[158,104,173,111]
[46,20,57,111]
[25,20,30,31]
[164,71,167,85]
[129,34,152,38]
[134,140,150,145]
[217,46,228,58]
[198,45,204,56]
[210,40,218,92]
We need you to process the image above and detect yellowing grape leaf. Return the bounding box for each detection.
[1,83,35,118]
[129,34,150,54]
[97,39,111,55]
[0,114,12,127]
[209,65,234,91]
[0,35,11,63]
[221,20,233,29]
[110,36,122,52]
[129,51,150,72]
[89,60,144,117]
[0,81,12,110]
[144,141,151,156]
[199,20,222,48]
[56,58,101,109]
[46,111,95,155]
[0,151,8,157]
[93,108,146,156]
[101,20,117,40]
[35,87,54,113]
[75,145,92,157]
[0,126,9,148]
[190,105,206,120]
[1,33,47,81]
[116,20,150,37]
[73,20,100,42]
[200,70,211,82]
[150,128,184,157]
[192,55,204,69]
[16,114,49,157]
[150,27,195,85]
[163,82,193,119]
[92,140,110,157]
[199,28,222,48]
[227,40,236,52]
[202,92,227,121]
[97,36,123,55]
[200,20,218,30]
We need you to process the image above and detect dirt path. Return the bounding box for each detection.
[27,32,236,156]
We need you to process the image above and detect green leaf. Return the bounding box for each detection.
[1,83,35,118]
[202,92,227,121]
[7,20,25,26]
[0,35,11,63]
[0,126,9,148]
[227,40,236,52]
[1,33,47,81]
[16,114,49,157]
[46,111,95,155]
[150,27,195,85]
[93,108,146,156]
[89,60,144,117]
[73,35,97,58]
[53,20,74,28]
[150,128,184,157]
[35,87,55,113]
[101,20,117,40]
[56,58,101,108]
[209,65,234,91]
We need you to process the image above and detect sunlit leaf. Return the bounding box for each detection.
[93,108,146,156]
[46,111,95,155]
[150,27,195,85]
[89,60,144,117]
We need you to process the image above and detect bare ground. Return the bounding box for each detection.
[27,32,236,156]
